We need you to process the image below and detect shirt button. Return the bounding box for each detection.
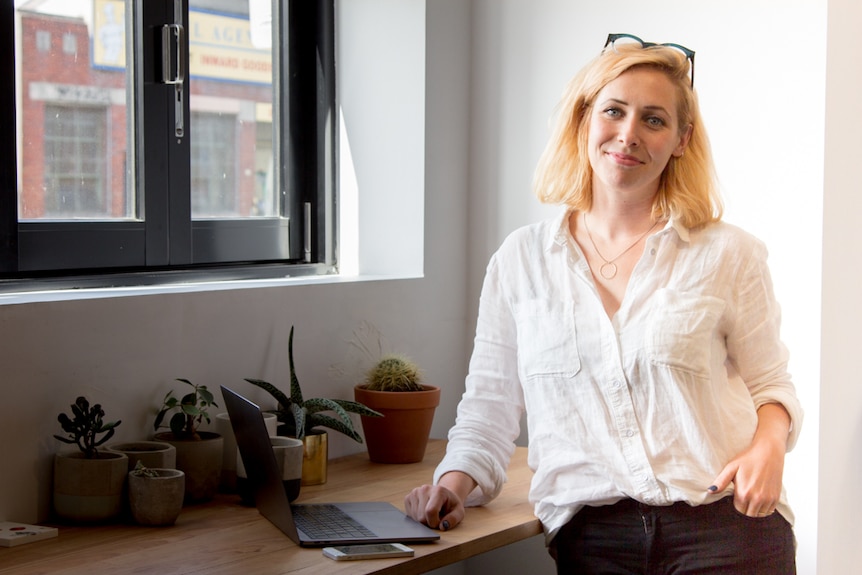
[625,430,635,437]
[649,248,657,255]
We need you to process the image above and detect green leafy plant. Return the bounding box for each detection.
[54,396,122,458]
[245,326,382,442]
[130,460,159,478]
[154,378,218,440]
[363,354,424,392]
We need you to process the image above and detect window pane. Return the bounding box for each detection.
[189,0,276,219]
[17,0,134,222]
[191,111,237,216]
[43,105,106,217]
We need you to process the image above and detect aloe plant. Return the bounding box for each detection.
[245,326,382,442]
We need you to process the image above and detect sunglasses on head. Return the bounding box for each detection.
[604,33,695,88]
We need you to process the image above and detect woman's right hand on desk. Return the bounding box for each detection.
[404,471,476,531]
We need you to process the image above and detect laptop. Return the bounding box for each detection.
[221,386,441,547]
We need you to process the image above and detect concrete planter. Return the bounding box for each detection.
[153,432,223,503]
[108,441,177,471]
[53,451,128,522]
[216,411,277,492]
[128,468,185,526]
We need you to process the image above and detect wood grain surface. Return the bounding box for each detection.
[0,440,540,575]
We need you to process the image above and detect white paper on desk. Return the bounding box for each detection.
[0,522,59,547]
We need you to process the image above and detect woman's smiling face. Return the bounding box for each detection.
[587,67,691,200]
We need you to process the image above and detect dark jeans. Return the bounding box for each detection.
[549,497,796,575]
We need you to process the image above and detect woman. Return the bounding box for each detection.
[404,34,802,574]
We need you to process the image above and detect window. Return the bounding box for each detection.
[1,0,336,289]
[42,105,109,218]
[61,32,77,55]
[35,29,49,52]
[191,111,238,217]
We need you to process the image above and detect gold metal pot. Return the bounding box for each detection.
[300,431,328,486]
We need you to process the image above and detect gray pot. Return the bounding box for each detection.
[53,451,128,522]
[128,469,185,526]
[153,431,223,503]
[108,441,177,471]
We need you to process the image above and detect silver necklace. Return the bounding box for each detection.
[582,212,660,280]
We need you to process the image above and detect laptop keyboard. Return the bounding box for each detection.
[291,504,377,539]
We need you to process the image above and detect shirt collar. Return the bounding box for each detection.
[547,207,692,251]
[549,208,572,252]
[666,216,690,242]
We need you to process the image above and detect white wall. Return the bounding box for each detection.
[338,0,426,277]
[818,0,862,572]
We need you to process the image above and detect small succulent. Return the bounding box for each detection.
[364,354,423,392]
[245,326,382,442]
[54,396,122,458]
[154,378,218,440]
[130,460,160,478]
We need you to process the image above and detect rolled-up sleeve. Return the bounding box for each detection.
[433,252,526,506]
[726,240,803,450]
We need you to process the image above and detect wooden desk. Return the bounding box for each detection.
[0,440,540,575]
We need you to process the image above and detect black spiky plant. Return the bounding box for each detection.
[54,396,122,458]
[245,326,382,442]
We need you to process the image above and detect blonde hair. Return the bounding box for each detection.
[532,42,722,228]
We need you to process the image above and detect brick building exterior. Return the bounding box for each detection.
[18,5,273,220]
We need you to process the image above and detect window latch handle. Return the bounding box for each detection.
[161,24,185,138]
[160,24,185,85]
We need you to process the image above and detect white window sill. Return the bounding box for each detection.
[0,272,423,306]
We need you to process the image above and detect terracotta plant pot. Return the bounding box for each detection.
[53,451,129,522]
[354,384,440,464]
[128,468,185,526]
[108,441,177,471]
[153,431,223,503]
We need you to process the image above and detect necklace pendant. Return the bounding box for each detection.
[600,262,617,280]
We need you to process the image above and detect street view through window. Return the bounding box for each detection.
[16,0,276,222]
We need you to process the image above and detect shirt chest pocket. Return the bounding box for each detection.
[645,289,726,378]
[513,300,581,380]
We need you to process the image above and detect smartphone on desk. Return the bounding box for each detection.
[322,543,414,561]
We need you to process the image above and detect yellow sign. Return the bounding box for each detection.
[93,0,126,68]
[92,2,272,85]
[256,102,273,123]
[188,10,272,85]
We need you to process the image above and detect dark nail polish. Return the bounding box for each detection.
[441,520,450,531]
[707,485,718,492]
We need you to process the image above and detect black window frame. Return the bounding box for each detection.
[0,0,336,293]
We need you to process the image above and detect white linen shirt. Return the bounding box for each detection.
[433,208,803,543]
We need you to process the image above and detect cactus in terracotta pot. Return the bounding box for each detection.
[355,352,440,464]
[363,354,424,392]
